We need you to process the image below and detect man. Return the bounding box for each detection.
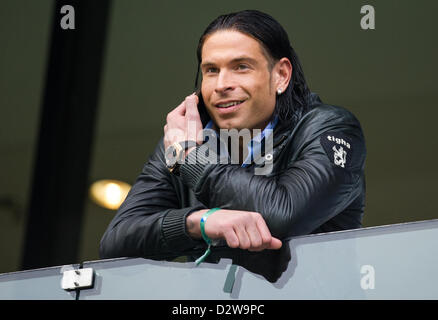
[99,10,366,262]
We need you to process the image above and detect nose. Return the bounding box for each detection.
[215,70,234,94]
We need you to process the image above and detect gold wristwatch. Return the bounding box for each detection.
[165,140,197,174]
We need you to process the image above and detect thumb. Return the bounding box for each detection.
[268,237,282,250]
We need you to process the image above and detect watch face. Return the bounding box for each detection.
[165,146,178,168]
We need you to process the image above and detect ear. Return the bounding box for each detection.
[272,57,292,94]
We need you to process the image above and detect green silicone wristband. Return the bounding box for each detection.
[195,208,221,266]
[200,208,220,244]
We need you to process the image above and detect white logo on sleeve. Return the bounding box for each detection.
[327,135,351,149]
[332,145,347,168]
[321,134,354,170]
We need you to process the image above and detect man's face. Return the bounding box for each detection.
[200,30,277,131]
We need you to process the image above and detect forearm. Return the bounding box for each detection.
[100,206,206,259]
[100,139,207,259]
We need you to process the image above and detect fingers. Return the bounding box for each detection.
[167,92,197,120]
[203,210,282,252]
[218,211,282,252]
[234,225,251,250]
[170,100,186,116]
[245,223,263,251]
[170,93,198,118]
[184,94,200,123]
[223,228,239,249]
[245,214,282,251]
[165,93,202,145]
[234,224,282,251]
[184,94,202,143]
[254,217,273,249]
[185,93,199,116]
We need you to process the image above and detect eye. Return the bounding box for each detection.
[236,64,249,70]
[205,67,218,74]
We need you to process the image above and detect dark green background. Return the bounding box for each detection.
[1,0,437,273]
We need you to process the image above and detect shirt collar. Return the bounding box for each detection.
[204,115,278,167]
[204,115,278,134]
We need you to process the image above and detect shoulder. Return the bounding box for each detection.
[288,103,365,142]
[302,103,362,129]
[306,104,366,170]
[280,102,366,171]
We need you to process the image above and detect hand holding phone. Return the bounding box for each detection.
[163,93,204,154]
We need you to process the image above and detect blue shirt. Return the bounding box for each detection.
[204,115,278,167]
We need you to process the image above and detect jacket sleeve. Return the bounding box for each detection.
[99,139,206,259]
[179,106,366,239]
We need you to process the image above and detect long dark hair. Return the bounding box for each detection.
[194,10,312,128]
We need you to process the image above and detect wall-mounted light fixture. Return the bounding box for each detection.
[89,179,131,210]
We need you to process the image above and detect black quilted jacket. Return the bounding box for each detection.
[99,93,366,259]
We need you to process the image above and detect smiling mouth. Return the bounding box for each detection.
[215,100,246,108]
